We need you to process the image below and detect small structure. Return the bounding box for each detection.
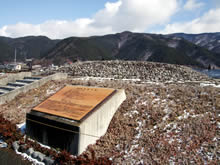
[26,85,126,155]
[7,64,22,71]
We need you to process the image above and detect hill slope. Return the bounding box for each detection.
[0,39,14,62]
[44,32,220,68]
[1,32,220,68]
[0,36,59,62]
[169,32,220,54]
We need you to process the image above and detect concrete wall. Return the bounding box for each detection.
[0,72,32,85]
[0,73,67,105]
[26,111,79,155]
[78,89,126,154]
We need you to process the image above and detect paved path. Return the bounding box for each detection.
[0,148,31,165]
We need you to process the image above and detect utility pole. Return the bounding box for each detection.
[14,48,17,64]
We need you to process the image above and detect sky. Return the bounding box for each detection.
[0,0,220,39]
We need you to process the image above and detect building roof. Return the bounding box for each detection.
[32,85,116,121]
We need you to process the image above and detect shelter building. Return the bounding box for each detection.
[26,85,126,155]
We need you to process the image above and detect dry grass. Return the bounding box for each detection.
[69,79,219,164]
[0,80,68,123]
[0,78,219,164]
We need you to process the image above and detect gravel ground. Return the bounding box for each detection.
[0,148,32,165]
[78,80,219,164]
[0,61,219,164]
[59,61,213,82]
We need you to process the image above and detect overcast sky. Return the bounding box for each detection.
[0,0,219,39]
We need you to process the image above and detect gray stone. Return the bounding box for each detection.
[18,144,27,152]
[43,156,55,165]
[12,141,19,151]
[31,151,38,159]
[37,152,46,162]
[0,141,7,148]
[31,151,46,162]
[26,147,34,156]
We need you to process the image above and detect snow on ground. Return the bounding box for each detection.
[73,76,142,82]
[16,122,26,134]
[15,150,44,165]
[83,79,219,164]
[0,140,7,148]
[200,83,220,88]
[0,75,219,164]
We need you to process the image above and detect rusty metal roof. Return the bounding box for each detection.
[32,86,116,121]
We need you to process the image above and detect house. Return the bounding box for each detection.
[7,64,22,71]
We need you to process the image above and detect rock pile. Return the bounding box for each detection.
[60,61,211,82]
[12,141,54,165]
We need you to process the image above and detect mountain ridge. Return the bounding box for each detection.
[0,36,60,62]
[169,32,220,54]
[0,32,220,68]
[44,31,220,68]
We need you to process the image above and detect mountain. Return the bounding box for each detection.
[44,35,118,64]
[1,32,220,68]
[44,31,220,68]
[0,36,59,63]
[169,33,220,54]
[0,39,14,62]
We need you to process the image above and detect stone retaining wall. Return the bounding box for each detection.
[0,72,32,85]
[0,73,67,105]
